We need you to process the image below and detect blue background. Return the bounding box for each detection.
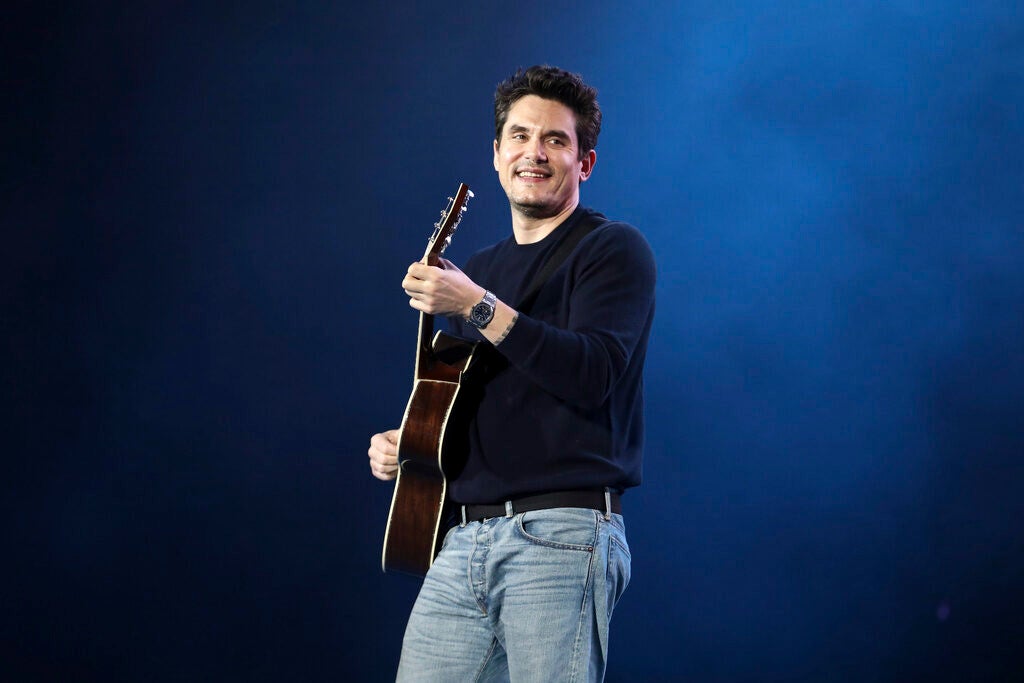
[4,1,1023,681]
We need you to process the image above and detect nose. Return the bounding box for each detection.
[525,139,548,163]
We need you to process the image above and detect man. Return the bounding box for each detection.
[368,65,656,682]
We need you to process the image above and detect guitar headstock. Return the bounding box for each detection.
[423,183,473,266]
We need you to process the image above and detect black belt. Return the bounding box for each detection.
[459,489,621,524]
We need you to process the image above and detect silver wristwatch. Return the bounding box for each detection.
[466,290,497,329]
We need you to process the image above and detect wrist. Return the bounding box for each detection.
[464,286,486,319]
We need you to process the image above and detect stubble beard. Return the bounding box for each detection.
[507,181,566,219]
[509,197,558,219]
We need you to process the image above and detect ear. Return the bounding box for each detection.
[579,149,597,182]
[493,139,500,172]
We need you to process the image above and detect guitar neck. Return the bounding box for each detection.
[414,311,436,380]
[411,183,472,382]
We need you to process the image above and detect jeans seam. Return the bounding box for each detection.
[470,523,489,616]
[568,511,600,683]
[471,638,501,683]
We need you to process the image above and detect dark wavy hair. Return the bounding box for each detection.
[494,65,601,160]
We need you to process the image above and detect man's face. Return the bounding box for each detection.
[493,95,595,219]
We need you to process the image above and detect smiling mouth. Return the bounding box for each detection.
[516,169,551,182]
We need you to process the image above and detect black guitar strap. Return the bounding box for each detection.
[515,208,603,314]
[451,208,602,380]
[439,207,602,370]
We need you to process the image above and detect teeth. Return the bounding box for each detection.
[518,172,545,178]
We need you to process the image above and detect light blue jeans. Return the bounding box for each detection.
[395,507,631,683]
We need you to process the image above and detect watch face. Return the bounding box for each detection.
[468,291,495,328]
[472,303,491,324]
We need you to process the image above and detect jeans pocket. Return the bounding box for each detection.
[607,532,631,607]
[515,508,598,551]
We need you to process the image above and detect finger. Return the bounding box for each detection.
[370,462,398,481]
[368,455,398,481]
[369,452,398,469]
[402,276,423,294]
[370,432,399,456]
[437,258,460,273]
[403,274,437,297]
[369,452,398,468]
[408,262,432,278]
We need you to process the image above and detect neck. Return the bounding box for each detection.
[510,201,579,245]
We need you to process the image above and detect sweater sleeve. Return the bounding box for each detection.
[494,223,656,410]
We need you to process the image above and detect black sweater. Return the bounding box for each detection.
[448,206,656,504]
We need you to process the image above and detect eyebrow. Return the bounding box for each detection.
[506,124,572,141]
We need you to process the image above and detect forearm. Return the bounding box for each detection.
[496,312,643,409]
[476,298,519,347]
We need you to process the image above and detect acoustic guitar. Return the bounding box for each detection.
[382,183,478,576]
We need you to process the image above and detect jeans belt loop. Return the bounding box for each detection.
[504,500,514,518]
[603,487,612,521]
[460,505,468,527]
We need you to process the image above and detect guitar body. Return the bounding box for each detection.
[381,183,476,576]
[382,332,478,575]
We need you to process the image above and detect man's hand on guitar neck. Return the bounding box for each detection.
[402,258,519,346]
[368,429,400,481]
[403,257,481,319]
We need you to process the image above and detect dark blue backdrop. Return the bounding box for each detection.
[5,1,1023,681]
